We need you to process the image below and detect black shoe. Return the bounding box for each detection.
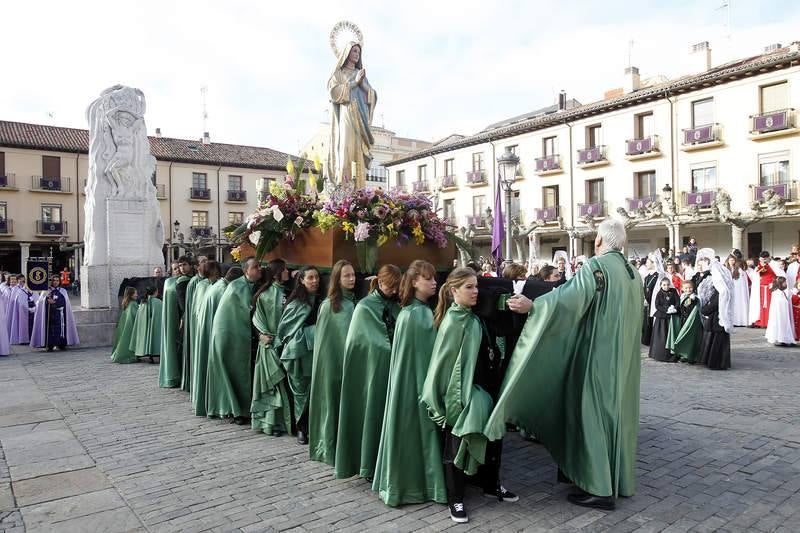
[567,491,615,510]
[483,485,519,502]
[46,346,53,352]
[271,428,283,437]
[448,502,468,523]
[233,416,249,425]
[557,468,573,484]
[296,430,308,445]
[59,345,68,351]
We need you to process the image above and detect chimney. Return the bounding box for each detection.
[155,127,162,138]
[558,90,567,111]
[690,41,712,72]
[764,43,782,53]
[624,66,640,93]
[202,131,210,145]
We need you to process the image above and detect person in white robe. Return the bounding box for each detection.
[725,255,750,327]
[765,276,795,346]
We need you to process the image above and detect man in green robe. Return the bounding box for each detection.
[485,218,643,510]
[159,263,187,388]
[130,287,162,363]
[190,262,223,416]
[181,255,208,392]
[206,258,261,423]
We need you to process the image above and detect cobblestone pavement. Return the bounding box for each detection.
[1,328,800,532]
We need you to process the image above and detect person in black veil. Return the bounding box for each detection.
[696,250,733,370]
[649,278,680,362]
[641,257,658,345]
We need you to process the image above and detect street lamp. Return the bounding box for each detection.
[662,184,673,204]
[497,147,520,261]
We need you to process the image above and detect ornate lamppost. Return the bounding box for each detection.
[497,147,520,261]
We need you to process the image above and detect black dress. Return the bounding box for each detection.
[699,288,731,370]
[641,273,658,346]
[649,288,679,362]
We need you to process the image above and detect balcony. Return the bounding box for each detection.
[0,219,13,236]
[443,216,457,226]
[749,109,798,140]
[533,206,560,223]
[156,183,167,199]
[392,184,408,194]
[0,173,17,190]
[534,155,562,175]
[681,124,723,151]
[577,202,605,218]
[577,146,608,168]
[626,195,659,212]
[227,189,247,202]
[466,170,487,186]
[190,226,213,238]
[625,135,661,161]
[30,176,71,193]
[466,214,486,227]
[412,180,430,193]
[751,181,797,203]
[682,190,716,209]
[190,187,211,201]
[440,175,457,191]
[36,220,67,236]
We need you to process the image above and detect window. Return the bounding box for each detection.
[192,172,207,189]
[258,177,275,191]
[586,179,604,204]
[691,98,714,127]
[511,190,520,218]
[634,171,657,198]
[396,170,405,186]
[42,156,60,178]
[586,125,602,148]
[542,185,559,208]
[151,171,157,186]
[759,153,789,186]
[192,210,208,227]
[472,195,486,216]
[417,165,427,181]
[41,204,62,223]
[507,145,518,155]
[635,113,654,138]
[0,152,5,177]
[444,158,455,176]
[228,212,244,225]
[0,201,6,220]
[690,165,717,192]
[760,82,788,113]
[472,152,484,171]
[542,137,557,157]
[228,175,242,191]
[443,199,456,221]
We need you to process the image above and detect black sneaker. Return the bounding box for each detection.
[484,485,519,502]
[449,502,468,523]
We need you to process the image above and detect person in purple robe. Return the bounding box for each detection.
[0,275,10,356]
[9,275,35,344]
[30,276,79,351]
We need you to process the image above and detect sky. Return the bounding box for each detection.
[2,0,799,155]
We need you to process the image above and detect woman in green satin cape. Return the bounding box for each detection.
[309,260,357,465]
[111,287,139,364]
[181,256,207,391]
[335,265,401,480]
[190,262,223,416]
[278,266,321,444]
[130,286,162,359]
[372,260,447,506]
[159,275,182,387]
[251,259,291,436]
[670,283,703,363]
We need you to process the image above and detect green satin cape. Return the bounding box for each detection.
[191,279,227,416]
[181,275,201,391]
[278,298,316,423]
[670,298,703,363]
[251,283,292,434]
[484,251,643,498]
[130,297,162,356]
[159,276,182,387]
[111,302,139,364]
[205,276,255,417]
[309,290,356,465]
[420,303,492,476]
[372,299,447,506]
[334,291,400,479]
[189,278,211,398]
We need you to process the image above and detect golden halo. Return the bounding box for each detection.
[329,20,363,58]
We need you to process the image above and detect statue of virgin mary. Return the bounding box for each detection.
[327,41,377,189]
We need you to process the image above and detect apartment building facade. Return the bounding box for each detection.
[0,122,290,274]
[385,42,800,262]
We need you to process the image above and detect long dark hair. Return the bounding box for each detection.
[287,265,320,307]
[538,265,557,281]
[772,276,787,292]
[398,260,436,307]
[121,287,137,310]
[252,259,287,308]
[725,255,741,280]
[328,259,353,313]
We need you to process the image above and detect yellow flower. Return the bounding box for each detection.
[412,223,425,245]
[377,234,388,247]
[342,220,354,234]
[309,173,317,191]
[286,158,295,175]
[313,153,322,173]
[231,246,241,262]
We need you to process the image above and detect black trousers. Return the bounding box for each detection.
[442,428,502,504]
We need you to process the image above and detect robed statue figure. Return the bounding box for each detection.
[327,42,377,189]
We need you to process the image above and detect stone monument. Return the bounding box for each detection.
[81,85,165,309]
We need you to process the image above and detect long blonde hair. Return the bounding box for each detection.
[370,264,401,294]
[121,287,137,310]
[398,260,436,307]
[434,268,477,328]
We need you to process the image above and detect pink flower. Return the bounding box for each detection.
[354,221,371,242]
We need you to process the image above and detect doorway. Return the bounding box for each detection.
[747,232,762,259]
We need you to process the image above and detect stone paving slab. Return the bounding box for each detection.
[0,328,799,531]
